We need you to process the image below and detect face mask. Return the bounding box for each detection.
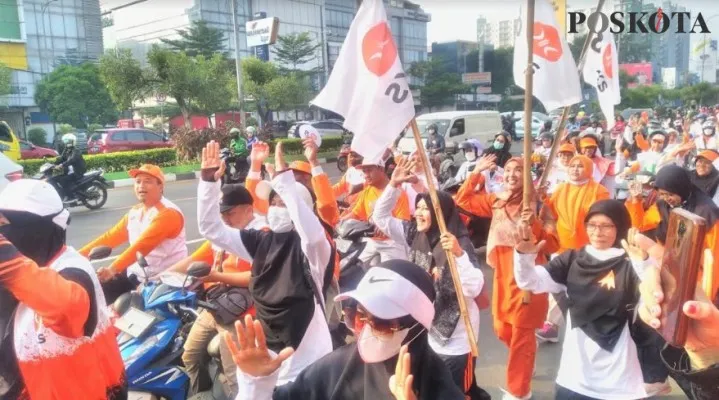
[703,128,714,136]
[267,206,293,233]
[357,323,418,363]
[493,141,504,150]
[465,152,477,162]
[428,129,436,135]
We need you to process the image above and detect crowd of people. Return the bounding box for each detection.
[0,105,718,400]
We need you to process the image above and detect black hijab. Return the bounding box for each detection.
[550,200,639,352]
[407,191,471,344]
[271,260,465,400]
[482,132,512,168]
[690,156,719,197]
[654,165,719,243]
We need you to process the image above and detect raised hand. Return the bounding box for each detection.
[628,180,643,201]
[513,223,545,254]
[250,141,270,165]
[390,157,417,188]
[389,345,417,400]
[274,141,287,173]
[474,154,497,174]
[302,138,319,166]
[621,227,648,261]
[201,141,225,181]
[224,314,295,378]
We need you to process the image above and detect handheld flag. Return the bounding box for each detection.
[582,32,620,129]
[311,0,415,161]
[513,0,582,112]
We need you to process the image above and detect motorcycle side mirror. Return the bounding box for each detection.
[187,262,212,278]
[136,252,149,268]
[88,246,112,261]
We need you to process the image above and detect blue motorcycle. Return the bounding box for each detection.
[90,247,224,400]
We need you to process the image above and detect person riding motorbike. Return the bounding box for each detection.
[52,133,87,201]
[246,126,259,151]
[79,164,187,303]
[228,127,250,180]
[425,123,445,156]
[0,179,126,399]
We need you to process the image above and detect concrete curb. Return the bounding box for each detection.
[106,157,339,189]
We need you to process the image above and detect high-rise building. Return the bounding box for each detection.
[495,18,520,49]
[431,40,478,75]
[0,0,103,138]
[476,16,492,45]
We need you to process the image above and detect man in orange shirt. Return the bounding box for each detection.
[344,153,411,265]
[169,183,267,398]
[80,164,187,303]
[0,180,126,399]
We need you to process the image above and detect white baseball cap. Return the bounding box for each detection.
[255,179,314,210]
[0,179,70,229]
[335,261,436,329]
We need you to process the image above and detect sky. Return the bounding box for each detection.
[418,0,719,45]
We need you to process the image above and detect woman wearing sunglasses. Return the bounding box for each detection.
[371,157,489,399]
[512,199,654,399]
[226,260,466,400]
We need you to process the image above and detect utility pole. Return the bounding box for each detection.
[230,0,245,130]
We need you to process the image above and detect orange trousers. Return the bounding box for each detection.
[494,320,536,398]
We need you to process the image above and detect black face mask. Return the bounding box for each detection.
[0,210,66,266]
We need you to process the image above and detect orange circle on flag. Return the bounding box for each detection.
[532,22,563,62]
[603,43,614,79]
[362,22,397,77]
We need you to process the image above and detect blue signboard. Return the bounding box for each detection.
[252,11,269,61]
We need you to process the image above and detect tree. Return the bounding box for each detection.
[618,69,637,91]
[265,74,313,120]
[0,62,10,98]
[146,46,234,128]
[34,63,117,128]
[242,57,280,122]
[679,82,719,105]
[569,33,588,63]
[271,33,321,73]
[160,21,226,59]
[408,57,468,111]
[616,33,651,63]
[99,49,148,112]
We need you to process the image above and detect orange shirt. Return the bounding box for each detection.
[547,181,610,253]
[351,184,411,222]
[78,206,184,273]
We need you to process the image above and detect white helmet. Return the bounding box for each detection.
[246,126,257,136]
[61,133,77,147]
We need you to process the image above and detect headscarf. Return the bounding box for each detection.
[583,199,631,248]
[407,191,470,343]
[568,155,593,184]
[654,165,719,243]
[691,151,719,197]
[482,132,512,168]
[485,157,525,268]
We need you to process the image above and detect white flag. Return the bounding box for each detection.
[310,0,414,161]
[513,0,582,112]
[582,32,620,129]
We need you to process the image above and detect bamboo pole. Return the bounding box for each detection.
[520,0,537,305]
[538,0,607,187]
[409,120,479,357]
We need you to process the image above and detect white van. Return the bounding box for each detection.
[397,111,502,155]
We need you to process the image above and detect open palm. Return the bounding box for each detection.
[224,315,294,378]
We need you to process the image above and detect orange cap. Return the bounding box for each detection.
[579,137,598,149]
[129,164,165,184]
[697,150,719,163]
[558,143,576,154]
[289,160,312,175]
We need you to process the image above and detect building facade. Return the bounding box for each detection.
[0,0,103,138]
[430,40,478,75]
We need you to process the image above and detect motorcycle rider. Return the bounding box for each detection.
[169,183,268,398]
[79,164,187,303]
[229,127,250,178]
[696,120,718,151]
[425,124,445,155]
[0,179,126,399]
[52,133,87,201]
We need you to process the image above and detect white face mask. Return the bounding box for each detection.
[465,152,477,162]
[357,324,416,363]
[703,128,715,136]
[267,206,293,233]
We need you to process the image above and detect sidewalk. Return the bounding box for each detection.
[106,155,339,188]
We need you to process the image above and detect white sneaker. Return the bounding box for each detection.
[500,388,532,400]
[645,381,672,397]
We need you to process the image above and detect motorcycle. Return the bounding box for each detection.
[35,163,109,210]
[220,148,249,185]
[90,248,230,400]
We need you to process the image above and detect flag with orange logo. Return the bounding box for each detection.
[310,0,415,162]
[582,32,621,129]
[513,0,581,112]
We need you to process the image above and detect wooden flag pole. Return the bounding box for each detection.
[520,0,537,305]
[409,119,479,357]
[538,0,607,188]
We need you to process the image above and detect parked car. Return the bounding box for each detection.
[0,152,23,193]
[288,120,347,138]
[87,128,172,154]
[20,140,59,160]
[0,121,23,161]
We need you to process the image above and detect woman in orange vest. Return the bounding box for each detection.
[456,156,559,400]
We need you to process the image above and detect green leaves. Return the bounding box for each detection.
[407,56,468,111]
[271,32,322,73]
[160,21,227,59]
[99,49,147,111]
[34,63,117,128]
[0,62,10,98]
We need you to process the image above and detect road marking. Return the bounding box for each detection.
[89,237,206,264]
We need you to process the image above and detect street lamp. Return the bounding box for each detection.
[39,0,58,75]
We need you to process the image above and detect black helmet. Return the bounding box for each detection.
[426,123,438,133]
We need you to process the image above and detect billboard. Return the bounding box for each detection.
[462,72,492,85]
[661,67,677,89]
[246,17,280,48]
[619,63,653,88]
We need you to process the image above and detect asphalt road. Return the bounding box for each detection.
[67,158,684,400]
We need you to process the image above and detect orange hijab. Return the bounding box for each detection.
[550,155,610,252]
